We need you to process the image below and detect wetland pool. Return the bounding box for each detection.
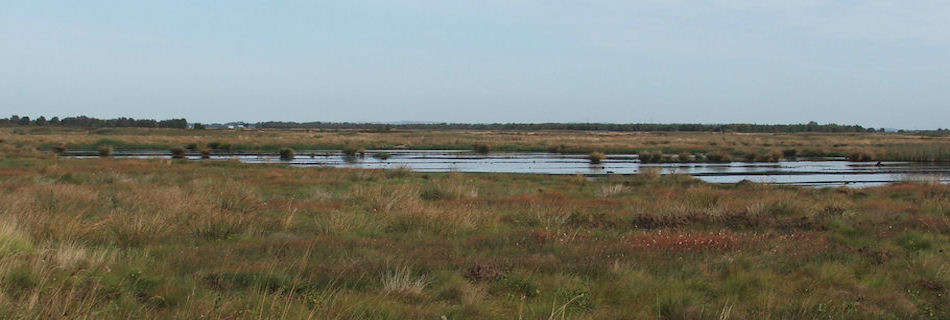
[68,150,950,188]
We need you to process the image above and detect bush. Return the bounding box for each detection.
[279,148,295,161]
[372,152,391,160]
[98,145,113,157]
[638,151,662,163]
[170,147,187,159]
[677,152,692,163]
[207,142,222,150]
[782,149,798,158]
[342,145,364,157]
[588,151,606,164]
[185,143,199,151]
[473,143,491,154]
[200,148,212,159]
[705,152,732,163]
[52,144,67,154]
[751,151,782,162]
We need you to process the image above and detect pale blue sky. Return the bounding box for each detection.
[2,1,948,128]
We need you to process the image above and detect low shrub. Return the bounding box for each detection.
[473,144,491,154]
[588,151,606,164]
[638,151,662,163]
[279,148,295,161]
[170,147,187,159]
[343,145,365,157]
[705,152,733,163]
[98,145,113,157]
[677,152,692,163]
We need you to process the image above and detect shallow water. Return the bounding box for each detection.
[71,150,950,187]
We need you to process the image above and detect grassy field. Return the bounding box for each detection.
[0,140,948,319]
[5,127,950,162]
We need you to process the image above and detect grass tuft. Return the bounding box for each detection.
[588,151,606,164]
[382,266,429,296]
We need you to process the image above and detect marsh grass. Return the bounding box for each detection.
[381,267,429,296]
[13,127,950,163]
[0,217,33,257]
[884,145,950,162]
[0,146,947,318]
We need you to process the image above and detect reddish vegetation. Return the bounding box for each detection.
[628,230,742,252]
[626,230,830,254]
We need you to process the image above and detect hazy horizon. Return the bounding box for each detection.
[3,1,949,129]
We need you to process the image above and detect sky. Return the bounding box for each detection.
[1,1,949,129]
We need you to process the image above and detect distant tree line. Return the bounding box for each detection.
[256,121,871,133]
[1,115,188,129]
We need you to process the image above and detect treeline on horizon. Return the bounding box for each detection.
[256,121,878,133]
[5,114,947,133]
[1,115,188,129]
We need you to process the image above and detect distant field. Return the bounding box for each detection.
[4,127,950,162]
[0,141,948,318]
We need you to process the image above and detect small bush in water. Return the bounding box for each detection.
[342,145,365,157]
[589,151,606,164]
[279,148,295,160]
[473,144,491,154]
[170,147,188,159]
[98,145,113,157]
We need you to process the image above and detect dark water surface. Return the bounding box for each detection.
[70,150,950,188]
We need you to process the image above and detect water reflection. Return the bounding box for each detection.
[69,150,950,188]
